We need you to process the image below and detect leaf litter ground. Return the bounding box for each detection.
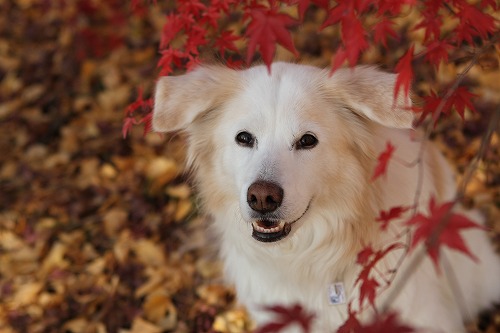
[0,2,499,333]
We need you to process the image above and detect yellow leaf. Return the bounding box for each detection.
[174,199,193,222]
[63,318,89,333]
[40,242,69,278]
[143,291,176,326]
[129,317,162,333]
[133,239,166,267]
[11,282,43,307]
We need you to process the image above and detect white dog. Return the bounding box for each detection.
[152,63,500,332]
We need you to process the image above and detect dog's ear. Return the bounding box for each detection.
[325,66,414,128]
[153,66,239,132]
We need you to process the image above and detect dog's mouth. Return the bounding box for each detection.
[251,220,291,243]
[250,201,311,243]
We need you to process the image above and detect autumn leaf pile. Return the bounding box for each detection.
[1,1,500,333]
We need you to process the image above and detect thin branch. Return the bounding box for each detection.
[456,106,500,199]
[379,105,500,313]
[376,32,499,311]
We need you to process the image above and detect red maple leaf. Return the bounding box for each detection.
[376,0,416,16]
[356,246,375,266]
[359,277,380,308]
[157,48,186,77]
[336,305,361,333]
[178,0,207,17]
[125,87,145,116]
[255,304,315,333]
[424,39,453,68]
[160,13,184,50]
[355,243,404,308]
[245,6,299,71]
[413,3,442,44]
[373,18,398,48]
[371,141,396,181]
[185,55,202,72]
[330,47,347,74]
[211,0,238,13]
[448,86,477,120]
[225,56,245,69]
[421,86,477,125]
[338,308,414,333]
[320,2,345,28]
[376,206,411,231]
[422,91,441,110]
[341,13,368,66]
[360,312,415,333]
[215,30,241,57]
[139,109,153,136]
[131,0,150,16]
[405,197,485,273]
[480,0,498,9]
[185,26,208,55]
[123,87,153,138]
[455,2,496,42]
[453,21,476,46]
[200,5,221,28]
[419,90,445,125]
[321,2,369,66]
[394,45,414,100]
[122,116,136,139]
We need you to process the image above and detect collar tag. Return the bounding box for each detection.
[328,282,346,305]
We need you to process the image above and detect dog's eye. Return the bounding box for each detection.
[236,131,255,147]
[296,133,318,150]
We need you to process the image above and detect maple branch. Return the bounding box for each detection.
[439,251,472,320]
[416,106,498,316]
[379,105,500,314]
[409,39,493,216]
[410,39,497,218]
[456,105,500,199]
[377,33,500,313]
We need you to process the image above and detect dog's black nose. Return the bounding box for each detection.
[247,181,284,213]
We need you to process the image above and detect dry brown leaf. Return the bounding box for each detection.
[86,257,107,275]
[40,242,69,278]
[10,282,44,308]
[103,208,128,238]
[135,269,165,298]
[100,163,118,179]
[128,317,162,333]
[143,291,177,326]
[196,284,231,307]
[113,230,132,264]
[63,318,89,333]
[196,258,223,279]
[146,157,178,183]
[174,199,193,222]
[213,308,254,333]
[165,184,191,199]
[133,239,167,267]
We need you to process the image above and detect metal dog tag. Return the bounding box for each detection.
[328,282,346,305]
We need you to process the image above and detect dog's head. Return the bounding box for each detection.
[153,63,413,244]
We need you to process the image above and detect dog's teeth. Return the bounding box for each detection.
[252,221,285,233]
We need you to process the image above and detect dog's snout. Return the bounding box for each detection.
[247,181,284,213]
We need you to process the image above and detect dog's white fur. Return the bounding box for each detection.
[153,63,500,332]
